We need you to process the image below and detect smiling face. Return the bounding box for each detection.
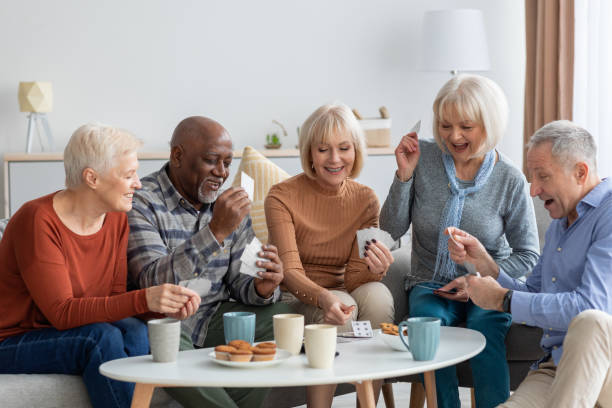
[310,130,355,190]
[96,151,141,212]
[170,122,233,209]
[527,142,583,222]
[438,107,487,165]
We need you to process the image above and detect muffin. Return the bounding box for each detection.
[228,339,252,350]
[229,349,253,362]
[214,345,236,360]
[256,341,277,350]
[251,347,276,361]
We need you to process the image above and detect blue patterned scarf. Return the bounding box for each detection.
[432,150,496,282]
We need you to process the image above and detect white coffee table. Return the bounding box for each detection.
[100,326,485,408]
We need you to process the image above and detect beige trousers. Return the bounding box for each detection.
[500,309,612,408]
[281,281,395,333]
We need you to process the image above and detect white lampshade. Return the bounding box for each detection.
[18,81,53,113]
[420,9,490,73]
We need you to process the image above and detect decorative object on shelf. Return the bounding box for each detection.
[18,81,55,153]
[265,120,288,149]
[420,9,490,76]
[353,106,392,147]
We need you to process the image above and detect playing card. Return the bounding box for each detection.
[351,321,373,338]
[241,171,254,202]
[239,236,266,279]
[409,120,421,135]
[356,227,395,258]
[179,278,212,296]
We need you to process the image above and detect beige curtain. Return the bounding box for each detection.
[523,0,574,173]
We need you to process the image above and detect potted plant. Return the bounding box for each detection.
[265,120,287,149]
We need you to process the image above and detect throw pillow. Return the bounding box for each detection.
[232,146,290,244]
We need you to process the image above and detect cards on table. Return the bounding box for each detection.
[351,321,373,338]
[239,236,266,279]
[409,119,421,135]
[356,227,395,258]
[241,171,254,202]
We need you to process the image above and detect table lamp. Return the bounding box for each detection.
[18,81,55,153]
[420,9,490,75]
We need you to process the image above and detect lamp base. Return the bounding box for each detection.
[26,113,54,153]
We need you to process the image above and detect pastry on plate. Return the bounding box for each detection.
[229,348,253,362]
[251,346,276,361]
[214,345,236,360]
[228,339,252,349]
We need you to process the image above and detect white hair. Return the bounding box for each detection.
[527,120,597,171]
[64,122,142,189]
[432,74,509,155]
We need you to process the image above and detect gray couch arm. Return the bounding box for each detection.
[382,247,411,323]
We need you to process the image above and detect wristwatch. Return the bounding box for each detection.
[502,290,513,313]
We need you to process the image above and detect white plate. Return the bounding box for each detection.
[379,331,409,352]
[208,349,292,368]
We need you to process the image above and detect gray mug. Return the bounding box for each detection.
[399,317,440,361]
[148,318,181,363]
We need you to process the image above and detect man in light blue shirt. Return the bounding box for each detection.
[438,120,612,407]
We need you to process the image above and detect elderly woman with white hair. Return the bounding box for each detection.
[380,74,540,408]
[265,102,395,407]
[0,123,200,408]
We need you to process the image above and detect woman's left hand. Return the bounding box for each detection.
[364,240,394,275]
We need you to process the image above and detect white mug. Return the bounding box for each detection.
[148,318,181,363]
[304,324,337,369]
[273,314,304,355]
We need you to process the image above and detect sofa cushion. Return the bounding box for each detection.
[231,146,290,244]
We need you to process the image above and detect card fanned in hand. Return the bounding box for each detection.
[239,236,265,279]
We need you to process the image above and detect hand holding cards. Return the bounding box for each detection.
[356,227,395,258]
[239,236,266,279]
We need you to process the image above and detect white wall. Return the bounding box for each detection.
[0,0,525,217]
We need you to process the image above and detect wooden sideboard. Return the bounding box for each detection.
[3,148,396,217]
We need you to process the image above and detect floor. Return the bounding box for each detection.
[296,382,473,407]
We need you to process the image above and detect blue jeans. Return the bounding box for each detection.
[0,317,149,408]
[409,284,512,408]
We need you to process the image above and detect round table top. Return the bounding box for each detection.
[100,326,485,388]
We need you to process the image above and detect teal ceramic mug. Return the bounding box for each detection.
[398,317,441,361]
[223,312,256,344]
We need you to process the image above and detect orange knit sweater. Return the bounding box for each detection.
[0,193,148,342]
[264,173,382,307]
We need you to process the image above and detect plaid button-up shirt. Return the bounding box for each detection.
[127,164,279,346]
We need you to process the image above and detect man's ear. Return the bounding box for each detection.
[574,161,589,184]
[82,168,98,189]
[170,145,183,168]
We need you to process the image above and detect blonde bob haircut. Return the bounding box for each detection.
[299,102,366,179]
[64,122,142,189]
[432,74,508,156]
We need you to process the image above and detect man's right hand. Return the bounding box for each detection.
[318,291,355,326]
[395,131,420,182]
[208,186,251,243]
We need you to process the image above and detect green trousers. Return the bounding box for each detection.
[165,301,294,408]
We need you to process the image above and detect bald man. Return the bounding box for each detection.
[128,116,292,408]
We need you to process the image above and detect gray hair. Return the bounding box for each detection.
[527,120,597,171]
[64,123,142,189]
[299,102,366,179]
[433,74,508,155]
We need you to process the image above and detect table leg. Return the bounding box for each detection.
[131,383,156,408]
[354,380,376,408]
[423,371,438,408]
